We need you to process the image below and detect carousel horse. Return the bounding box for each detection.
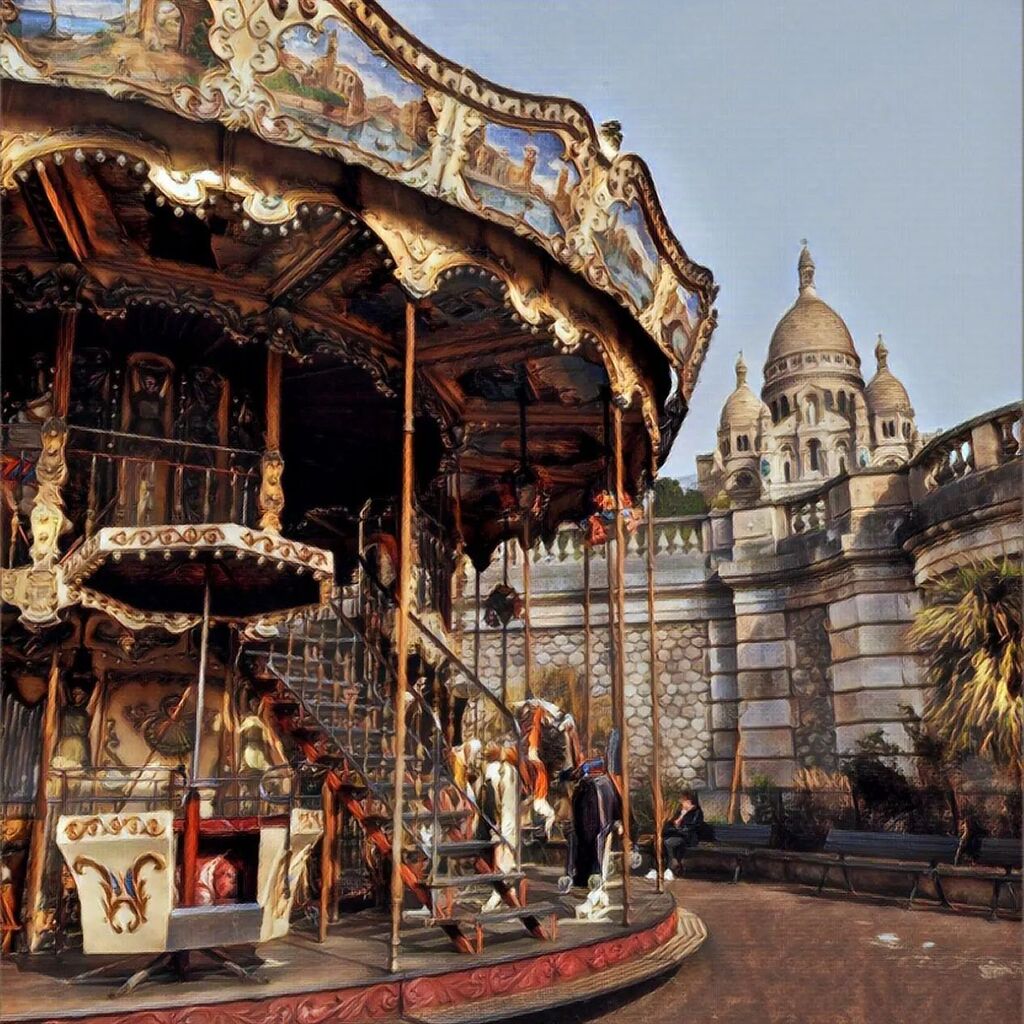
[560,756,623,893]
[477,744,520,912]
[512,698,582,840]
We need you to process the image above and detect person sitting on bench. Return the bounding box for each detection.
[650,790,704,881]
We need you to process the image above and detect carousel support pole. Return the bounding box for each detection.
[265,349,282,452]
[611,402,632,926]
[389,301,416,974]
[319,777,335,943]
[184,568,212,908]
[473,568,482,736]
[645,468,665,894]
[521,517,533,701]
[602,393,618,727]
[260,349,284,532]
[182,789,201,908]
[582,540,592,755]
[53,297,76,420]
[22,650,61,952]
[500,534,510,707]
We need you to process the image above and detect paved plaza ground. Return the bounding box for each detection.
[531,878,1021,1024]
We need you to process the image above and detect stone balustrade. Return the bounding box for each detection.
[490,515,707,571]
[782,489,830,538]
[910,401,1021,498]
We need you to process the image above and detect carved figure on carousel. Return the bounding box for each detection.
[52,681,93,771]
[512,697,581,840]
[581,487,642,547]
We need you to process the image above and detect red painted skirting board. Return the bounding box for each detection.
[23,910,679,1024]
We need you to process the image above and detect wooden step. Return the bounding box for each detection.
[435,840,498,858]
[427,871,525,889]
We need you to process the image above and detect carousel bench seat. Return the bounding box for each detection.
[166,903,263,950]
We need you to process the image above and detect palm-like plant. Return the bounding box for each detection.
[909,559,1022,774]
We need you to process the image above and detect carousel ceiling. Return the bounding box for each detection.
[0,0,717,399]
[0,0,719,562]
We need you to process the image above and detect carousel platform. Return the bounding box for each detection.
[0,869,706,1024]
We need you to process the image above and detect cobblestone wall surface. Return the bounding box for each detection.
[788,606,839,770]
[472,622,711,784]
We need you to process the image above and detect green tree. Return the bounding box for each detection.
[653,478,707,516]
[909,559,1022,773]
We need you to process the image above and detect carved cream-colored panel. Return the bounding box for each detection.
[56,811,175,955]
[257,807,323,941]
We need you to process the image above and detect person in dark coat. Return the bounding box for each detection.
[657,790,704,880]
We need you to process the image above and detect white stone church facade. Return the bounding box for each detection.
[459,249,1021,797]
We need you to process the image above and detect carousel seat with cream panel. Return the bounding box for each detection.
[56,808,322,956]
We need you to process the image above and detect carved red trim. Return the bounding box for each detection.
[22,910,679,1024]
[403,909,678,1013]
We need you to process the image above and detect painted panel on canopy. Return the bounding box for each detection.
[10,0,216,81]
[272,16,434,171]
[664,284,702,361]
[461,123,580,239]
[594,200,660,311]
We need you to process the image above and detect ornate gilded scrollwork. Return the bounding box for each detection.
[72,852,165,935]
[258,451,286,533]
[63,816,168,842]
[1,0,718,389]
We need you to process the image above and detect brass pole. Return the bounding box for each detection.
[190,570,212,783]
[612,402,632,925]
[53,305,76,419]
[645,474,665,893]
[603,394,618,726]
[22,651,61,952]
[582,541,592,754]
[319,776,335,943]
[500,531,509,707]
[521,516,532,702]
[265,349,282,451]
[389,301,416,973]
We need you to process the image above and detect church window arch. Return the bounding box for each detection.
[808,438,822,472]
[902,421,912,439]
[824,390,834,410]
[838,391,848,413]
[805,395,820,425]
[780,395,790,417]
[721,436,731,457]
[736,434,751,452]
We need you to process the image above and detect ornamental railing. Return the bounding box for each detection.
[781,488,831,539]
[496,514,707,569]
[65,425,262,532]
[909,402,1021,496]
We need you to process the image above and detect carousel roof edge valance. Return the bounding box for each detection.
[0,0,717,403]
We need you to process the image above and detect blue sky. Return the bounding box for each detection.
[384,0,1022,478]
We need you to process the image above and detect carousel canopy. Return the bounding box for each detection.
[1,0,717,565]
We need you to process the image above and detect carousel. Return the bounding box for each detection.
[0,1,717,1020]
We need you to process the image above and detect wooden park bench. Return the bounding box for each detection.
[635,823,774,883]
[804,829,959,909]
[936,837,1022,920]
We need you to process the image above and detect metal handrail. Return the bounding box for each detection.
[351,555,525,872]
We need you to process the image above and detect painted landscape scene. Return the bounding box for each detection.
[461,122,581,238]
[273,16,435,169]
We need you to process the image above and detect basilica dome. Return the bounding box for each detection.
[865,335,913,414]
[766,245,859,367]
[720,353,767,430]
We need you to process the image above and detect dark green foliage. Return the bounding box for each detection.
[653,478,706,517]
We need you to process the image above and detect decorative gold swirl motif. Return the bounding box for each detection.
[63,815,167,841]
[72,852,165,935]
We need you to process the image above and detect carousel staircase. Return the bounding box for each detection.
[247,598,555,953]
